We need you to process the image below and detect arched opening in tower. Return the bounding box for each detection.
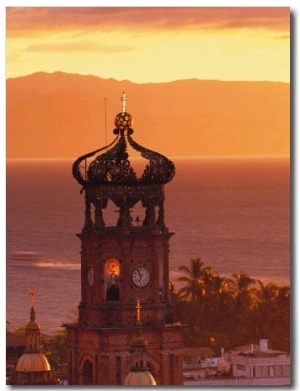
[81,359,93,385]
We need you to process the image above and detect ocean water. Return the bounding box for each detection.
[6,156,290,334]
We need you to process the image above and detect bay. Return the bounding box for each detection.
[6,156,290,334]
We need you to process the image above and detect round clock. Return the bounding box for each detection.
[87,267,94,286]
[132,267,150,287]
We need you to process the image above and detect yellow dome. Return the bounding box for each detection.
[15,352,51,372]
[124,370,157,386]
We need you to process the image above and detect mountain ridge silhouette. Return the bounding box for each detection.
[6,72,289,158]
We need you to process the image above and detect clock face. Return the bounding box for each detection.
[87,267,94,286]
[132,267,150,287]
[107,259,119,274]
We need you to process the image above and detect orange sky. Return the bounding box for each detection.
[6,6,290,83]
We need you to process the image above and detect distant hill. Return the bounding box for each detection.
[6,72,290,158]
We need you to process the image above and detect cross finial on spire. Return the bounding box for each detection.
[136,299,142,326]
[121,91,127,113]
[29,286,35,308]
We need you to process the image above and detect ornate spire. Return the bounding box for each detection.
[29,287,35,314]
[12,288,59,385]
[25,287,41,352]
[121,91,127,113]
[72,92,175,187]
[72,92,175,232]
[135,299,142,327]
[29,287,36,323]
[124,302,157,385]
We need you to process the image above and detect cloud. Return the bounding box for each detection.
[26,41,136,54]
[274,34,290,40]
[6,7,290,37]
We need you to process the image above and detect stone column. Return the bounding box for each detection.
[119,351,130,385]
[172,349,184,385]
[159,350,171,385]
[84,198,93,231]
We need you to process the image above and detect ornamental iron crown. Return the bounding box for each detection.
[72,92,175,187]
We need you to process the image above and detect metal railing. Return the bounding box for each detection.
[183,363,218,370]
[229,355,290,366]
[184,377,290,386]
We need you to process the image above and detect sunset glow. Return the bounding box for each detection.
[5,6,291,160]
[6,6,290,83]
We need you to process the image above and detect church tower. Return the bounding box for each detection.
[65,92,184,385]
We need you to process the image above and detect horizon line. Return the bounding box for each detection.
[6,155,290,161]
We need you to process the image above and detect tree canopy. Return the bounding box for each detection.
[171,257,290,353]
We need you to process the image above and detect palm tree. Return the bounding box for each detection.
[228,271,256,292]
[168,280,180,303]
[274,285,290,351]
[227,271,256,314]
[276,285,290,311]
[253,279,279,305]
[228,271,256,295]
[252,280,279,339]
[201,267,230,296]
[200,267,234,328]
[176,257,207,302]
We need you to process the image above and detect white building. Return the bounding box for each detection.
[183,340,290,386]
[183,347,230,380]
[226,339,290,379]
